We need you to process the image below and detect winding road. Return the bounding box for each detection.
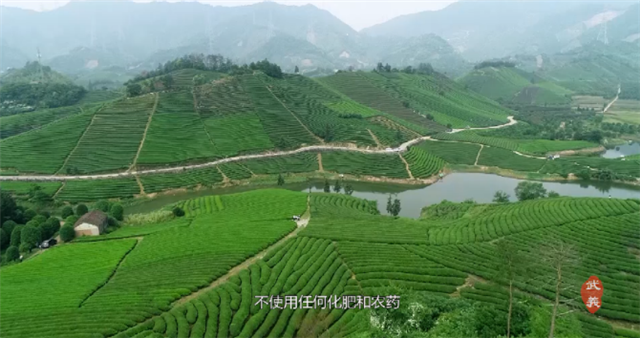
[0,116,517,182]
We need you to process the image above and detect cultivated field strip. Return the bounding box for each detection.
[0,112,94,174]
[115,236,364,338]
[241,75,320,149]
[60,95,155,173]
[403,146,446,178]
[322,151,409,179]
[137,91,219,165]
[140,166,224,194]
[319,72,444,132]
[0,117,517,180]
[0,105,83,139]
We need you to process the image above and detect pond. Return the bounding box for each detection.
[601,141,640,158]
[125,173,640,219]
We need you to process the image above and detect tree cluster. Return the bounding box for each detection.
[0,82,86,115]
[474,60,516,70]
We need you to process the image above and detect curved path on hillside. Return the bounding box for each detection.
[0,116,517,182]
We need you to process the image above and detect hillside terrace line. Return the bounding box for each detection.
[2,117,517,182]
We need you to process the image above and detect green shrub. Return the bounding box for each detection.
[60,225,75,242]
[23,209,37,222]
[61,206,74,218]
[110,204,124,221]
[41,218,61,239]
[76,204,88,216]
[173,207,185,217]
[94,200,111,212]
[2,220,18,237]
[5,245,19,261]
[64,215,78,225]
[10,226,23,246]
[20,225,42,249]
[0,228,8,249]
[19,242,32,253]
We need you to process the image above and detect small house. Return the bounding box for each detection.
[74,210,108,237]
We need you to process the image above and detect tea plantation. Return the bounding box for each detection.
[1,190,638,338]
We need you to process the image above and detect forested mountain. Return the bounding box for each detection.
[0,1,469,78]
[362,0,637,61]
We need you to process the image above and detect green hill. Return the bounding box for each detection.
[459,65,573,105]
[0,59,516,175]
[0,61,86,115]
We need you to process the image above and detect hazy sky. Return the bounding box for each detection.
[0,0,455,30]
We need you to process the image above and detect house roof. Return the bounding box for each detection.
[74,210,108,228]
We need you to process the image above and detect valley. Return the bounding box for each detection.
[1,1,639,338]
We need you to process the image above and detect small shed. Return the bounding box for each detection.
[74,210,108,237]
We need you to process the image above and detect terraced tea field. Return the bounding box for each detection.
[402,146,446,178]
[56,177,141,202]
[61,95,156,173]
[477,146,547,172]
[415,141,481,165]
[0,181,62,197]
[139,167,224,194]
[319,72,444,133]
[322,151,409,178]
[0,112,94,174]
[137,91,219,165]
[2,189,639,338]
[0,105,83,139]
[203,113,274,156]
[241,75,320,149]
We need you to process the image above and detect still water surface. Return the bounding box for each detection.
[125,173,640,219]
[601,142,640,158]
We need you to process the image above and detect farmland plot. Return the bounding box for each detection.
[0,105,83,139]
[0,112,93,174]
[137,91,219,165]
[203,113,274,156]
[477,146,547,172]
[416,141,481,165]
[61,95,155,173]
[140,166,224,194]
[57,177,140,202]
[239,152,319,175]
[403,146,446,178]
[322,151,409,179]
[240,75,319,149]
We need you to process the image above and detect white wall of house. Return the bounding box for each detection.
[75,223,100,236]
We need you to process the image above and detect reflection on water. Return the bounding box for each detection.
[125,173,640,219]
[601,142,640,158]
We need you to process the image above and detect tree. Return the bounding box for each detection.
[386,194,401,217]
[126,83,142,97]
[61,206,74,218]
[65,215,78,226]
[10,226,23,247]
[294,66,299,74]
[110,204,124,221]
[2,220,18,237]
[323,180,331,193]
[41,218,60,239]
[395,130,403,142]
[5,246,19,262]
[277,174,285,186]
[494,240,528,338]
[94,200,111,212]
[59,225,75,242]
[76,204,88,216]
[173,206,185,217]
[538,240,579,338]
[493,190,510,203]
[20,225,41,250]
[23,209,36,222]
[333,180,342,193]
[515,181,547,201]
[344,183,354,196]
[1,190,17,223]
[0,228,8,249]
[162,75,174,89]
[548,191,560,198]
[446,123,453,129]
